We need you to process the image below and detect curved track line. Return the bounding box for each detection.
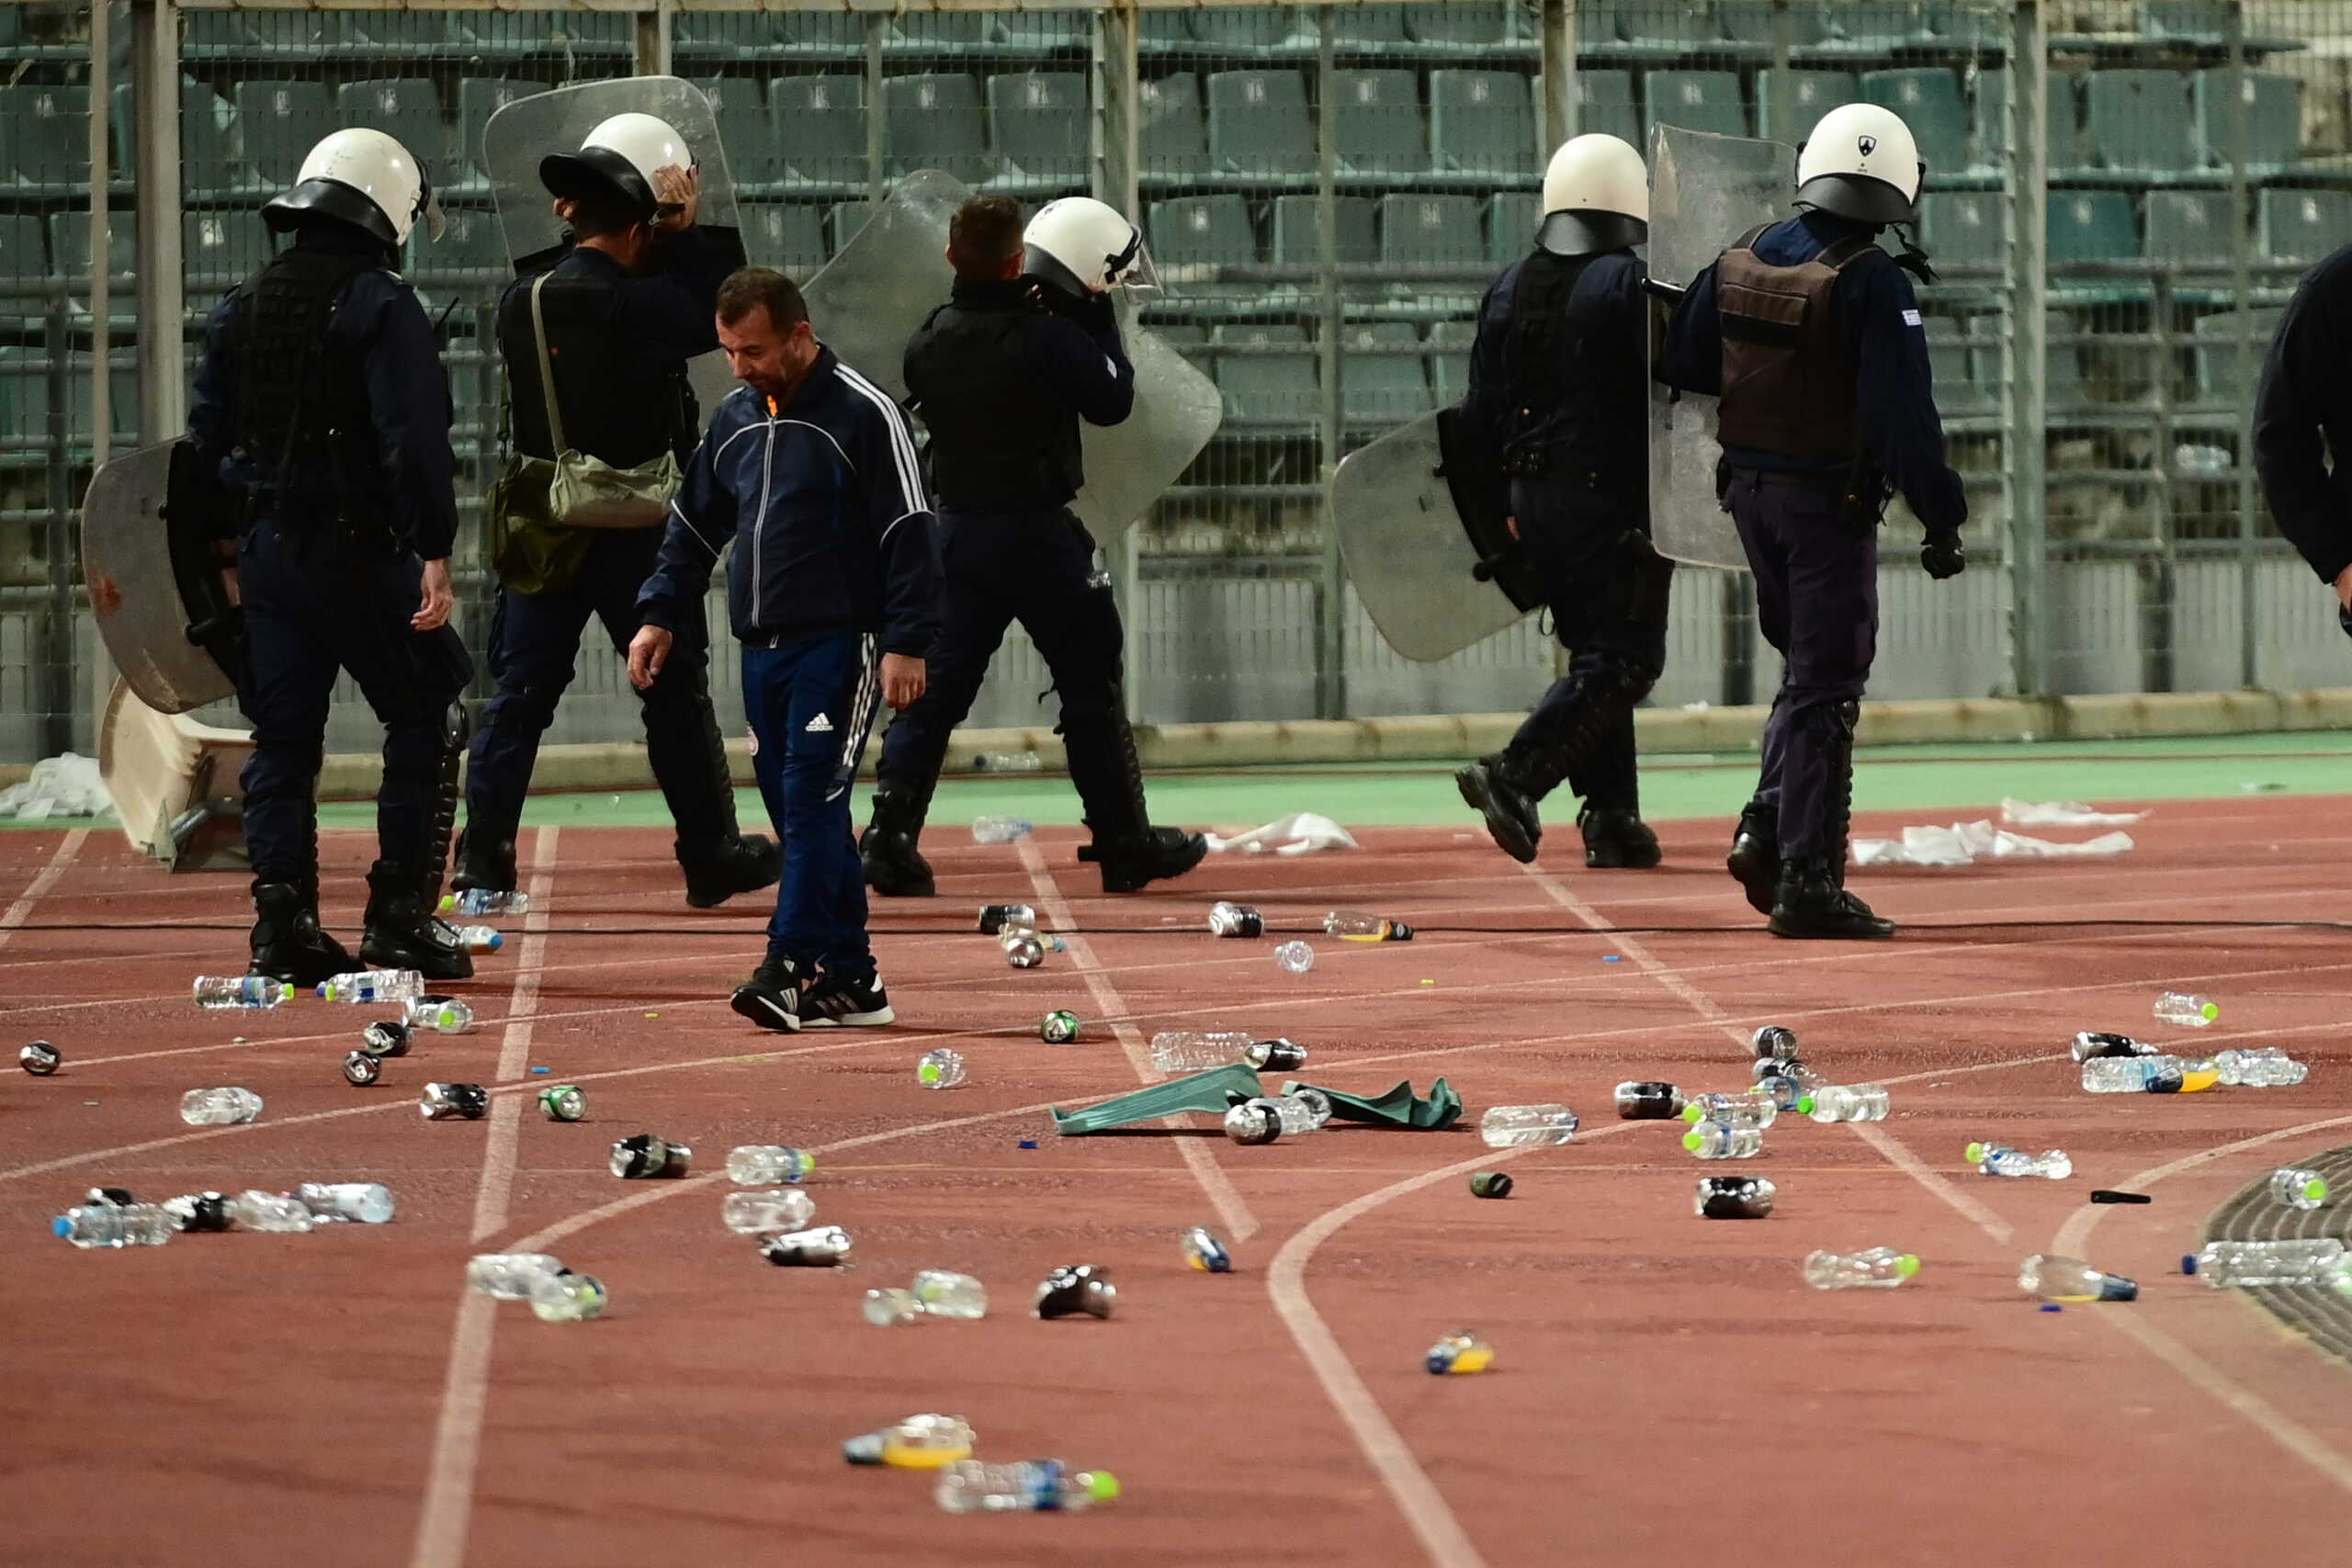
[0,829,85,955]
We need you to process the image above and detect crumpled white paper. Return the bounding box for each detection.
[0,753,110,820]
[1204,812,1359,856]
[1853,819,2135,867]
[1999,796,2147,829]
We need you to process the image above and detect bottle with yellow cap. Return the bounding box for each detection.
[1425,1329,1496,1374]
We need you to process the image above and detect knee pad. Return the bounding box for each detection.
[442,700,471,753]
[1793,695,1860,750]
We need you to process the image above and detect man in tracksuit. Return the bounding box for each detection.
[628,268,936,1029]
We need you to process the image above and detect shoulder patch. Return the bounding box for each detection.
[1901,309,1923,328]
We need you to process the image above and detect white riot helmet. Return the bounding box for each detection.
[1023,197,1158,299]
[538,112,693,223]
[1794,103,1924,225]
[1537,132,1648,256]
[263,128,444,248]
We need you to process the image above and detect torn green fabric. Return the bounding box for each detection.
[1050,1065,1264,1135]
[1285,1077,1463,1130]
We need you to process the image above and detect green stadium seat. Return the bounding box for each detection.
[740,203,831,275]
[2257,188,2352,265]
[183,209,272,288]
[2143,190,2236,265]
[1208,71,1316,179]
[1976,65,2081,175]
[1340,321,1430,423]
[2,85,89,195]
[1403,4,1516,50]
[452,8,628,62]
[882,73,988,183]
[888,12,989,55]
[2190,306,2284,407]
[692,76,777,191]
[1210,321,1317,424]
[1428,318,1476,407]
[0,349,51,453]
[1189,7,1314,52]
[1148,194,1259,272]
[2046,190,2138,264]
[426,206,506,276]
[334,80,445,177]
[1860,69,1968,179]
[1430,71,1536,177]
[2191,71,2301,175]
[1271,194,1377,265]
[453,79,542,194]
[47,211,135,280]
[2143,1,2228,42]
[2083,70,2193,178]
[674,11,867,60]
[232,81,333,191]
[1381,194,1484,267]
[773,75,868,191]
[181,11,266,61]
[1917,190,2003,269]
[1333,70,1425,176]
[1716,2,1829,48]
[1138,10,1193,56]
[1,214,45,280]
[1487,191,1539,262]
[994,10,1090,52]
[112,79,243,204]
[1645,71,1747,140]
[1758,68,1858,146]
[1140,73,1206,182]
[1924,318,1992,416]
[1825,3,1931,47]
[987,72,1090,190]
[1576,71,1641,147]
[1334,6,1410,47]
[2044,311,2088,409]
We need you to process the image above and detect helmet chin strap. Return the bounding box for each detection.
[1888,220,1938,286]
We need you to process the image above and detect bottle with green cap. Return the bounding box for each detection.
[1799,1083,1889,1123]
[2270,1168,2330,1210]
[934,1459,1120,1513]
[2154,990,2219,1028]
[1804,1247,1919,1290]
[1682,1089,1777,1131]
[1685,1122,1762,1159]
[1966,1142,2071,1179]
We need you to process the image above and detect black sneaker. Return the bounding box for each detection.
[684,833,783,909]
[1455,754,1541,864]
[797,970,894,1028]
[729,955,806,1032]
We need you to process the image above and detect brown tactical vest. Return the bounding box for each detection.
[1714,224,1881,463]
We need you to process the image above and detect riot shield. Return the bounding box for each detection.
[81,440,241,714]
[1646,125,1792,570]
[483,76,748,426]
[806,171,1223,536]
[1329,408,1543,664]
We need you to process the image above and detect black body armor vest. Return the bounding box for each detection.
[228,244,378,515]
[904,298,1084,512]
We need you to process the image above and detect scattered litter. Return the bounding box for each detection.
[1469,1170,1514,1199]
[1966,1142,2071,1179]
[917,1048,967,1089]
[1000,926,1066,956]
[2216,1047,2307,1087]
[1685,1122,1762,1159]
[1480,1104,1577,1148]
[20,1041,60,1076]
[1602,953,1623,964]
[2039,1303,2064,1313]
[1323,909,1410,942]
[194,976,292,1010]
[1754,1060,1824,1109]
[444,888,527,918]
[180,1087,262,1126]
[971,815,1033,845]
[0,753,108,818]
[528,1270,606,1322]
[342,1051,381,1087]
[1804,1247,1919,1290]
[1852,820,2135,867]
[2019,1253,2135,1302]
[298,1182,395,1224]
[1419,977,1433,986]
[406,997,475,1033]
[1206,900,1263,937]
[1224,1096,1319,1145]
[1034,1263,1115,1320]
[228,1190,314,1233]
[164,1192,230,1232]
[2080,1056,2219,1094]
[1053,1064,1264,1135]
[978,903,1035,935]
[1040,1010,1081,1043]
[448,923,503,954]
[529,1066,550,1075]
[722,1188,815,1235]
[1752,1025,1801,1060]
[2073,1031,2155,1062]
[1203,812,1358,856]
[1285,1077,1462,1130]
[318,968,425,1005]
[2273,1168,2330,1210]
[2154,990,2219,1028]
[1182,1226,1231,1272]
[1016,1139,1038,1150]
[609,1134,691,1178]
[54,1200,175,1247]
[360,1021,411,1058]
[1614,1081,1684,1120]
[1696,1176,1774,1218]
[1683,1089,1777,1130]
[421,1082,490,1122]
[537,1085,585,1121]
[1801,1083,1890,1123]
[1272,941,1315,974]
[865,1269,987,1325]
[763,1225,853,1267]
[728,1145,815,1184]
[844,1414,974,1468]
[936,1460,1118,1513]
[1150,1031,1305,1074]
[1003,935,1045,969]
[2000,797,2147,829]
[1425,1330,1494,1375]
[2089,1190,2151,1205]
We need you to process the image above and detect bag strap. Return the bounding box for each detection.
[528,272,567,455]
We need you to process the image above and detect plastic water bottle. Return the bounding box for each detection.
[179,1087,262,1125]
[1684,1122,1763,1159]
[1225,1096,1322,1145]
[52,1201,174,1247]
[1272,941,1316,974]
[2269,1168,2330,1209]
[1478,1104,1578,1148]
[527,1270,607,1322]
[294,1181,395,1224]
[193,976,293,1010]
[911,1269,987,1318]
[1682,1089,1778,1131]
[974,751,1043,773]
[978,903,1036,934]
[1966,1143,2072,1179]
[1148,1032,1306,1074]
[443,888,527,918]
[722,1188,816,1234]
[445,925,503,953]
[1804,1247,1919,1289]
[2190,1238,2346,1287]
[405,995,476,1033]
[2217,1048,2308,1088]
[1322,910,1414,942]
[917,1048,967,1089]
[1801,1084,1890,1123]
[1754,1060,1824,1109]
[1288,1087,1334,1130]
[971,816,1033,845]
[1614,1081,1685,1120]
[935,1460,1120,1514]
[228,1190,314,1233]
[2080,1055,2217,1093]
[2019,1253,2138,1302]
[727,1145,817,1185]
[2073,1031,2157,1062]
[467,1253,566,1299]
[2154,990,2219,1027]
[864,1288,926,1325]
[318,968,424,1004]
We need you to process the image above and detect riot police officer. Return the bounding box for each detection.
[2253,239,2352,620]
[185,129,473,983]
[1453,133,1674,871]
[1660,104,1968,939]
[456,113,778,907]
[857,195,1206,896]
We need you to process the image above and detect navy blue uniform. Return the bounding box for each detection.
[1662,211,1964,862]
[639,347,937,979]
[1460,246,1662,818]
[187,226,469,890]
[468,229,744,870]
[2254,242,2352,591]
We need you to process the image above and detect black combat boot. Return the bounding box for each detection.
[450,826,518,895]
[858,783,936,897]
[1454,750,1549,864]
[248,880,356,987]
[359,859,474,980]
[1726,801,1781,915]
[1577,807,1662,869]
[1066,710,1206,894]
[1768,854,1894,940]
[1081,825,1209,894]
[681,832,783,908]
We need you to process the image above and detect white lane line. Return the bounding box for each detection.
[1016,838,1259,1243]
[468,829,560,1244]
[0,829,86,957]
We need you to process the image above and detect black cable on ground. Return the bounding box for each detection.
[17,916,2352,937]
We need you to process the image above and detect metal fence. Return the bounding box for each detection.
[3,0,2348,764]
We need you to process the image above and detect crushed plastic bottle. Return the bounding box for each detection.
[971,816,1034,845]
[2217,1048,2308,1088]
[1800,1084,1890,1124]
[317,968,425,1005]
[447,925,503,954]
[1287,1087,1334,1130]
[1148,1032,1306,1074]
[1225,1096,1321,1145]
[2020,1253,2137,1302]
[528,1270,607,1322]
[1966,1143,2072,1179]
[2073,1031,2158,1062]
[1695,1176,1776,1218]
[2190,1237,2346,1287]
[1753,1060,1826,1109]
[762,1225,854,1267]
[2080,1055,2219,1094]
[1751,1025,1802,1061]
[935,1459,1120,1514]
[977,903,1036,935]
[443,888,527,918]
[2270,1168,2330,1210]
[192,976,292,1010]
[2154,991,2219,1028]
[1681,1089,1778,1131]
[917,1049,967,1089]
[358,1021,410,1059]
[1804,1247,1920,1289]
[1614,1081,1685,1120]
[1684,1122,1763,1159]
[405,996,476,1033]
[1182,1226,1232,1272]
[1323,910,1414,942]
[467,1253,566,1299]
[294,1181,395,1224]
[1205,901,1263,938]
[727,1145,817,1185]
[52,1201,174,1247]
[1424,1329,1495,1375]
[178,1087,262,1126]
[999,926,1067,955]
[1272,941,1316,974]
[913,1269,987,1318]
[227,1190,314,1233]
[722,1188,817,1235]
[1479,1104,1578,1148]
[609,1134,690,1178]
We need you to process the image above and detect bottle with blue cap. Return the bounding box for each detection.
[53,1201,174,1248]
[934,1458,1120,1513]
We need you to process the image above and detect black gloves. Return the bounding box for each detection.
[1920,529,1966,581]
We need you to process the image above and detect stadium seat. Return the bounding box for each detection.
[773,75,868,191]
[2046,190,2138,264]
[888,12,988,55]
[674,10,867,60]
[1271,194,1377,265]
[231,81,334,191]
[882,73,988,183]
[1137,9,1193,56]
[452,78,542,195]
[1758,68,1858,146]
[1860,69,1969,179]
[1824,2,1930,47]
[1487,192,1538,263]
[0,214,45,280]
[181,10,266,61]
[1210,321,1318,424]
[2190,306,2284,407]
[454,8,628,60]
[993,9,1090,53]
[1645,72,1747,140]
[1148,193,1259,274]
[2,85,90,195]
[334,80,445,178]
[0,348,50,452]
[2257,188,2352,265]
[1977,65,2082,175]
[1576,71,1641,147]
[47,211,135,280]
[1207,71,1316,178]
[1189,7,1314,52]
[2191,70,2301,175]
[111,79,241,204]
[183,209,272,288]
[2143,190,2236,265]
[2083,70,2193,178]
[1381,194,1484,267]
[987,72,1090,190]
[1917,190,2004,271]
[740,202,830,274]
[1140,73,1206,182]
[1402,3,1516,50]
[1924,318,1992,416]
[1430,70,1536,177]
[2143,1,2229,42]
[1333,70,1426,177]
[694,77,778,191]
[1340,321,1430,423]
[425,206,506,277]
[1427,318,1476,408]
[1716,1,1830,49]
[1333,6,1409,47]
